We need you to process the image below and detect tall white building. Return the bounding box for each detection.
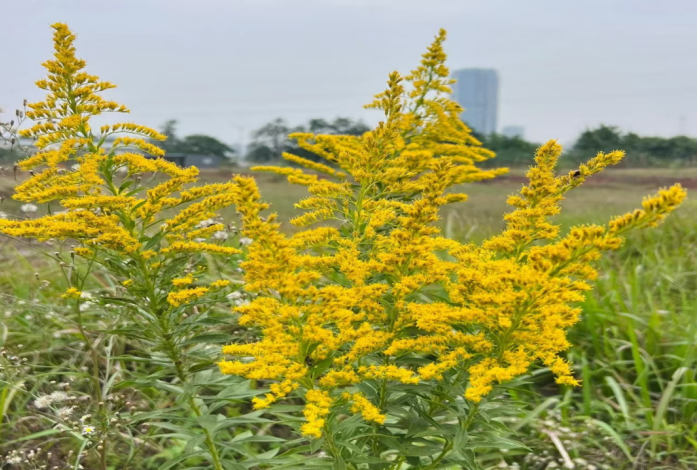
[451,68,499,136]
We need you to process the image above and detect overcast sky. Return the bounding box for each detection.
[3,0,697,146]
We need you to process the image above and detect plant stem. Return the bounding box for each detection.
[161,321,224,470]
[421,404,479,470]
[138,258,225,470]
[73,272,108,470]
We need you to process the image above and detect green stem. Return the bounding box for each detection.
[421,404,479,470]
[72,266,108,470]
[160,320,224,470]
[139,258,224,470]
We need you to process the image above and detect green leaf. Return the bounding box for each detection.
[1,428,64,446]
[182,333,232,346]
[231,431,286,443]
[157,450,207,470]
[588,419,634,462]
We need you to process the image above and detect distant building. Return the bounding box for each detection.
[502,126,525,139]
[451,68,499,136]
[161,153,226,169]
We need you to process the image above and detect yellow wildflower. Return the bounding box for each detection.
[172,274,195,287]
[167,287,210,307]
[218,28,685,439]
[62,287,82,299]
[300,389,332,438]
[0,23,258,321]
[210,280,231,289]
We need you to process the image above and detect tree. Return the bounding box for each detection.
[570,125,696,167]
[480,133,540,167]
[180,135,233,158]
[245,117,369,163]
[308,117,369,136]
[157,119,235,161]
[158,119,182,154]
[573,125,624,154]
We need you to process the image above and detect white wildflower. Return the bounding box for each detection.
[196,218,216,229]
[49,391,69,403]
[239,237,253,246]
[33,395,53,409]
[56,406,74,420]
[211,230,228,240]
[81,425,95,435]
[20,203,38,213]
[226,291,243,300]
[5,451,22,464]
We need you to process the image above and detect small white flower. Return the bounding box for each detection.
[79,292,93,299]
[196,218,216,229]
[20,203,38,213]
[211,230,228,240]
[0,211,7,218]
[56,406,74,420]
[6,451,22,464]
[81,425,95,435]
[239,237,253,246]
[226,291,243,300]
[194,238,206,243]
[71,164,81,171]
[33,395,53,409]
[49,391,69,403]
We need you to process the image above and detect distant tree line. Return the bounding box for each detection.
[245,120,696,168]
[475,125,696,168]
[565,125,696,167]
[1,118,694,169]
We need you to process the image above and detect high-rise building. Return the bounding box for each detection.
[502,125,525,138]
[451,68,499,136]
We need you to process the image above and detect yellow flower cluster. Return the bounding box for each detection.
[218,30,686,437]
[300,390,332,438]
[62,287,82,299]
[0,24,244,310]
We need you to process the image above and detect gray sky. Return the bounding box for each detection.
[3,0,697,147]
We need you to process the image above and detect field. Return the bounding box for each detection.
[0,166,696,469]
